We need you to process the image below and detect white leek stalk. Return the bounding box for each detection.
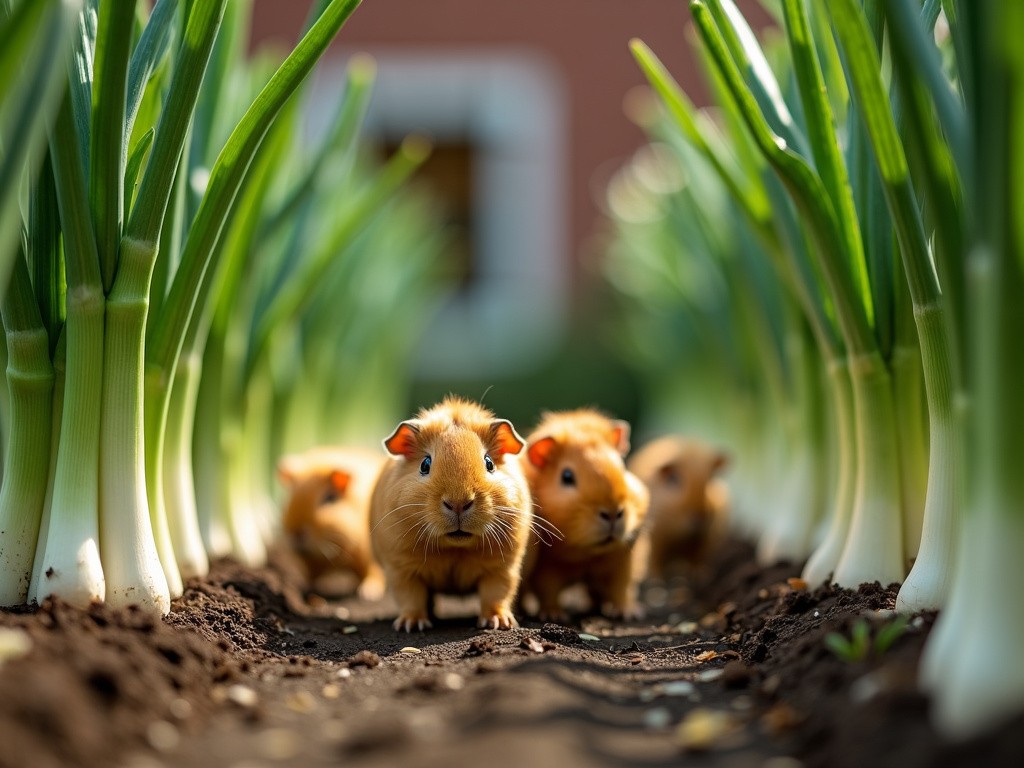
[99,237,171,612]
[35,285,106,607]
[161,349,208,579]
[802,360,855,585]
[891,343,928,564]
[27,335,64,605]
[896,305,962,611]
[832,353,905,587]
[0,326,53,604]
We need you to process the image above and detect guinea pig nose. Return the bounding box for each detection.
[443,498,474,515]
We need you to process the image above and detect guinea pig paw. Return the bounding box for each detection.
[393,615,432,632]
[478,610,519,630]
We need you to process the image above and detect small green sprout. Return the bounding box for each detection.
[824,615,910,663]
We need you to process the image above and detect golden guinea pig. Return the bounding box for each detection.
[277,446,388,600]
[522,409,650,621]
[627,435,729,580]
[369,397,534,632]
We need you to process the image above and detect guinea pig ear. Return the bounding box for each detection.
[657,462,682,486]
[609,420,632,456]
[328,469,352,496]
[527,436,559,469]
[383,421,421,458]
[276,454,302,489]
[711,451,730,474]
[489,419,525,456]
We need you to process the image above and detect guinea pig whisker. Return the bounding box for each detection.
[371,502,427,534]
[314,538,347,561]
[494,506,563,544]
[378,510,425,536]
[485,520,514,556]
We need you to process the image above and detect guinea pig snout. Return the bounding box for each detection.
[442,497,474,515]
[599,508,626,538]
[442,496,476,527]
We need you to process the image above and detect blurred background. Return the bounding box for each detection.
[250,0,773,437]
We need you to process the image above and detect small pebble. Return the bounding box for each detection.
[342,626,358,634]
[226,685,259,708]
[521,636,545,654]
[285,691,317,713]
[321,684,342,699]
[813,611,821,618]
[661,680,696,697]
[0,628,32,665]
[643,707,672,730]
[697,669,724,683]
[676,708,735,751]
[646,585,668,608]
[333,606,350,620]
[731,694,753,711]
[168,698,192,720]
[850,671,886,704]
[336,668,352,679]
[578,633,601,642]
[146,721,180,753]
[442,673,465,691]
[257,728,300,761]
[400,646,421,655]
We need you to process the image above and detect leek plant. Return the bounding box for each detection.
[628,0,965,596]
[915,0,1024,740]
[0,0,80,603]
[624,0,1024,739]
[601,119,831,560]
[0,0,374,613]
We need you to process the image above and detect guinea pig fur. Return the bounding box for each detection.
[277,446,388,600]
[521,409,650,621]
[369,397,534,632]
[627,435,730,580]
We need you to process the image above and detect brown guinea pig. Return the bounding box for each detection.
[369,397,533,632]
[277,446,387,600]
[521,410,650,621]
[627,435,729,580]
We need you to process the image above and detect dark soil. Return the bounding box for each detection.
[2,540,1022,768]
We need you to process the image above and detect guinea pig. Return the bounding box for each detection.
[627,435,729,581]
[277,446,387,600]
[521,409,650,621]
[369,397,534,632]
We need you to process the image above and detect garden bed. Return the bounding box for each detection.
[1,540,1020,768]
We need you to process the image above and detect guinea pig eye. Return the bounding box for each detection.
[484,454,495,473]
[319,489,340,506]
[419,455,432,476]
[560,468,576,487]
